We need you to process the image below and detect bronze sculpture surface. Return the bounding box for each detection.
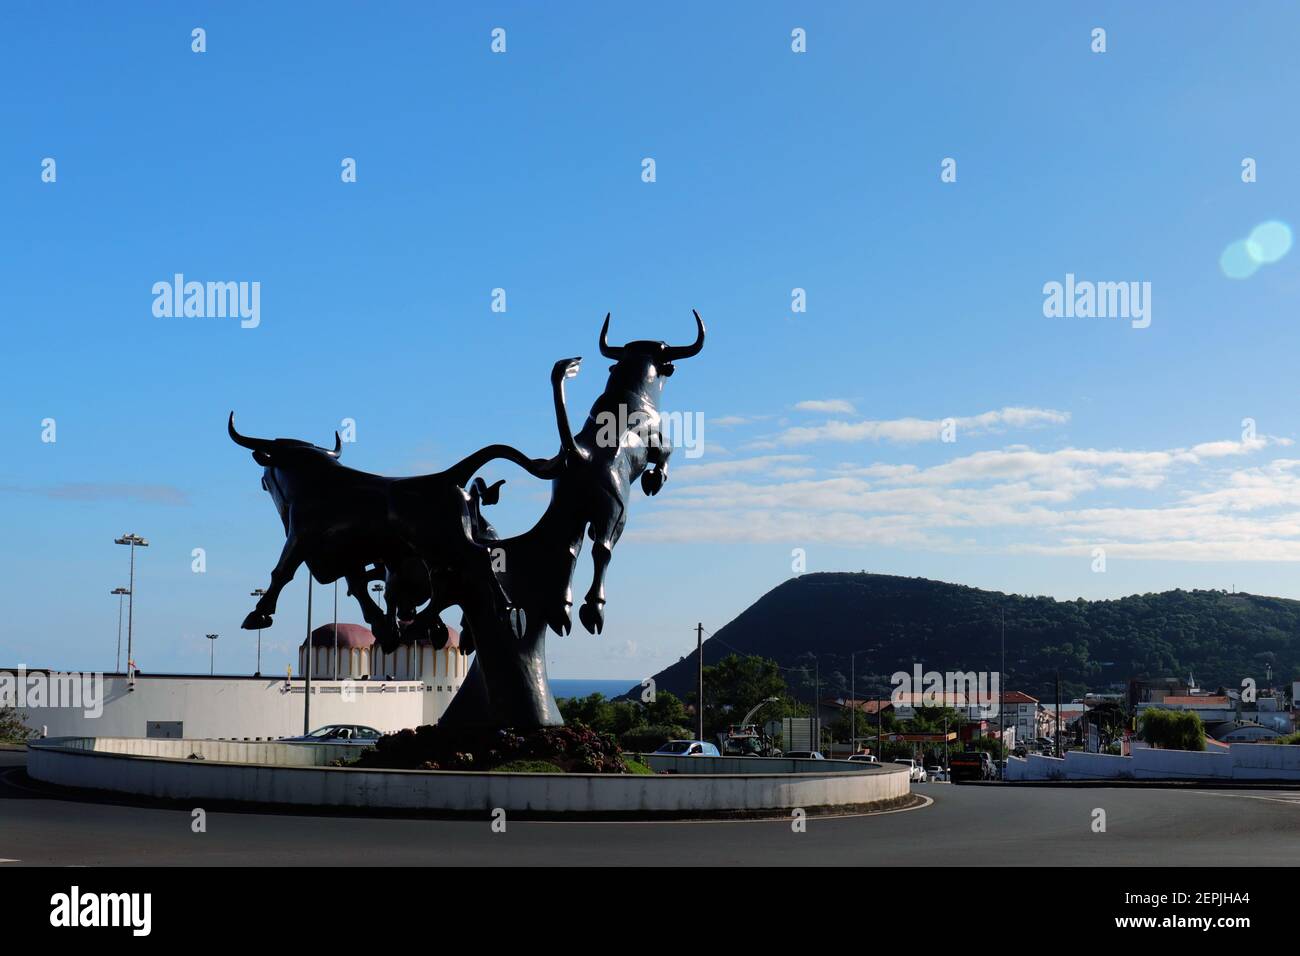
[231,312,705,727]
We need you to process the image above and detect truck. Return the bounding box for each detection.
[948,750,995,784]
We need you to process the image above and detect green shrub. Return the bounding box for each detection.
[1138,708,1205,751]
[0,708,35,744]
[619,724,691,754]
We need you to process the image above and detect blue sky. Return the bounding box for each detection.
[3,2,1300,680]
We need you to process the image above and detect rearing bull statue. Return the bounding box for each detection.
[547,310,705,634]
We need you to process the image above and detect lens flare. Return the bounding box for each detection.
[1220,239,1261,279]
[1246,220,1292,264]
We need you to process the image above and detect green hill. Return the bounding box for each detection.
[635,572,1300,703]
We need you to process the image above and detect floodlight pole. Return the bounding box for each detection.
[304,579,314,734]
[250,588,267,674]
[697,622,704,743]
[114,534,148,682]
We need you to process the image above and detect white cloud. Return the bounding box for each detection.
[755,406,1070,448]
[794,399,856,415]
[631,431,1300,561]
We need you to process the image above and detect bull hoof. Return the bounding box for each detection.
[242,610,273,630]
[578,600,605,635]
[507,606,527,639]
[640,469,666,496]
[546,603,572,636]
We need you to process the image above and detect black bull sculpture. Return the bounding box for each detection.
[231,312,704,728]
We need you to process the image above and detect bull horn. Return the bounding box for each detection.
[327,432,342,458]
[598,312,623,359]
[662,309,706,360]
[228,412,273,451]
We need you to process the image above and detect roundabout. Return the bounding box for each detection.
[25,737,912,819]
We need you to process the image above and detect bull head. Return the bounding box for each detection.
[598,310,705,378]
[228,412,342,465]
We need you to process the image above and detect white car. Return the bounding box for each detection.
[892,758,928,782]
[926,765,948,782]
[847,754,879,764]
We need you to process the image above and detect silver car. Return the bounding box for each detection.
[282,724,383,745]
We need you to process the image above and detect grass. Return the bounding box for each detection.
[623,757,654,775]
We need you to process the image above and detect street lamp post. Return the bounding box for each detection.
[850,648,872,753]
[114,533,148,681]
[111,587,130,672]
[206,633,218,675]
[250,588,267,674]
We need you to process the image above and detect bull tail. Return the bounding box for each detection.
[443,443,563,487]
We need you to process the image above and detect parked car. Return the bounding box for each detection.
[948,750,995,783]
[784,751,826,760]
[652,740,721,757]
[892,758,927,782]
[282,724,383,745]
[926,765,947,781]
[847,754,879,764]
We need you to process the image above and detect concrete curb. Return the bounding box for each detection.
[27,737,913,818]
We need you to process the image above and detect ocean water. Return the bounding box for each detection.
[550,678,640,700]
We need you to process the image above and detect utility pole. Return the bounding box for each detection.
[305,580,314,734]
[206,633,218,675]
[1054,671,1062,759]
[114,533,148,683]
[814,657,821,753]
[696,622,704,743]
[877,696,883,760]
[1000,607,1006,780]
[851,652,856,752]
[333,580,340,680]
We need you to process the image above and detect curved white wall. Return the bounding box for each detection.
[28,737,913,815]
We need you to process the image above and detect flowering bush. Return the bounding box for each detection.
[353,723,630,773]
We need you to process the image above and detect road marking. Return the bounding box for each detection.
[1189,790,1300,807]
[0,859,19,864]
[517,793,935,826]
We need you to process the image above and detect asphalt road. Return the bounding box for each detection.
[2,750,1298,866]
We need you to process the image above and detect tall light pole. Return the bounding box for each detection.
[1000,607,1006,780]
[114,533,148,680]
[696,622,705,744]
[333,580,340,680]
[250,588,267,674]
[111,587,129,672]
[850,647,872,752]
[304,578,314,734]
[206,633,218,675]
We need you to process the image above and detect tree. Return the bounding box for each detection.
[0,707,34,743]
[1084,700,1127,749]
[1138,708,1205,751]
[693,654,798,738]
[645,690,687,728]
[968,735,1008,760]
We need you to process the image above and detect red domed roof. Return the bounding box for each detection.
[304,623,374,649]
[301,622,461,649]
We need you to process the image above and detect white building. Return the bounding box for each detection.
[6,623,470,741]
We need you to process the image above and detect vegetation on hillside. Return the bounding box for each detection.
[642,573,1298,703]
